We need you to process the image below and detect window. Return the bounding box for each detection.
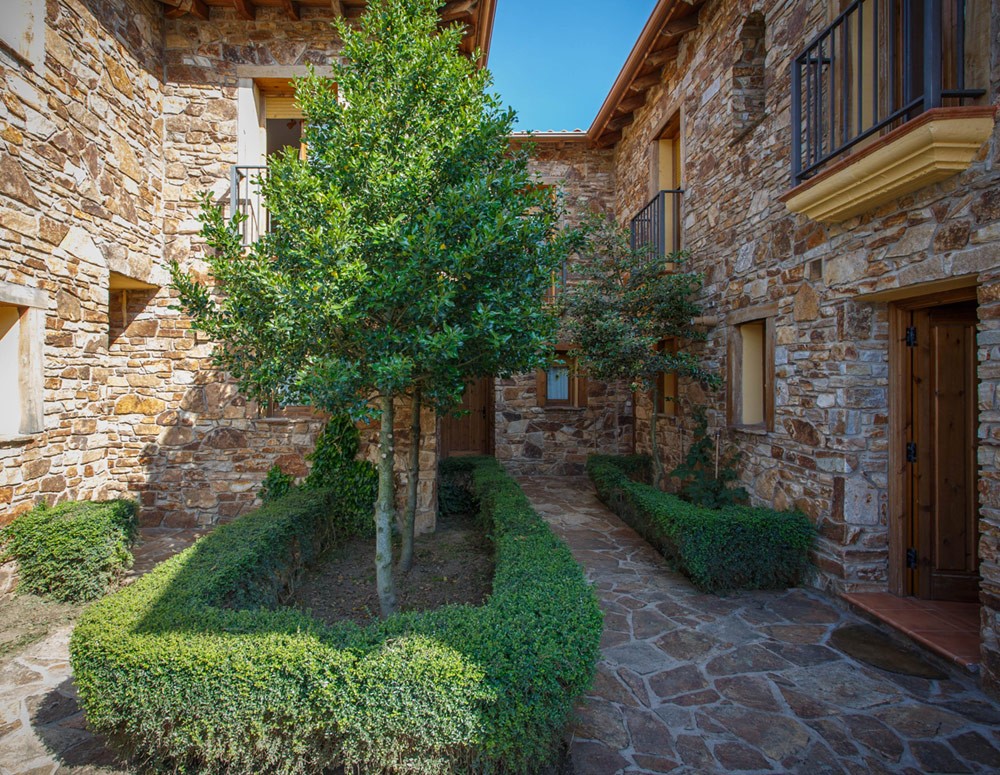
[108,272,158,348]
[0,0,45,69]
[655,339,679,417]
[632,112,682,263]
[0,283,46,438]
[537,351,587,408]
[727,306,775,431]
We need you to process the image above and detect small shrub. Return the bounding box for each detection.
[589,455,814,592]
[670,407,748,508]
[260,464,294,502]
[1,500,138,602]
[71,458,601,774]
[303,415,377,536]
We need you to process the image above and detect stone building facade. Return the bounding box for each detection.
[515,0,1000,693]
[0,0,497,532]
[4,0,1000,694]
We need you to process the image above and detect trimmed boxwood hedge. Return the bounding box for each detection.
[588,454,815,592]
[70,457,601,774]
[0,499,138,602]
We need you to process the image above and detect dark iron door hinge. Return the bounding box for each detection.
[906,442,917,463]
[906,547,918,569]
[905,326,918,347]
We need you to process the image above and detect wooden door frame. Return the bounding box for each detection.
[887,286,979,595]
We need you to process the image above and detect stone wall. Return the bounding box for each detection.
[608,0,1000,688]
[0,0,166,524]
[493,138,634,475]
[0,2,440,530]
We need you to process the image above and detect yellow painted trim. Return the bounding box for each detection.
[784,110,995,223]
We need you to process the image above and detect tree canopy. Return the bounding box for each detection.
[564,215,718,486]
[171,0,576,616]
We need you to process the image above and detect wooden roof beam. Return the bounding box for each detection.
[281,0,299,21]
[440,0,474,22]
[661,15,699,37]
[628,69,663,92]
[330,0,343,14]
[233,0,255,21]
[161,0,208,20]
[615,94,647,114]
[645,44,680,68]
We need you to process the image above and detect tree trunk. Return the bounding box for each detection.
[650,382,665,489]
[375,394,398,617]
[399,388,421,573]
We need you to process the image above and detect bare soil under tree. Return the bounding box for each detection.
[292,511,495,625]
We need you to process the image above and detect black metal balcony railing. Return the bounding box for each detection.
[230,165,268,245]
[791,0,985,184]
[630,189,683,259]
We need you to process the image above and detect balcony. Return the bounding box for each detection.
[630,189,683,260]
[782,0,993,223]
[230,165,269,245]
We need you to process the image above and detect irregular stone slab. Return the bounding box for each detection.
[654,629,719,661]
[948,731,1000,768]
[707,706,812,761]
[648,665,707,700]
[874,704,969,738]
[569,740,630,775]
[842,714,904,761]
[714,674,781,711]
[623,706,673,755]
[713,741,773,771]
[909,740,972,773]
[705,643,792,676]
[572,700,628,749]
[603,642,670,676]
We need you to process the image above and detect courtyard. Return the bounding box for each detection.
[2,477,1000,774]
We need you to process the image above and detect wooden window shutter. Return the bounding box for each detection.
[576,373,588,407]
[536,369,547,407]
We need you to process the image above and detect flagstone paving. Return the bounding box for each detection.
[518,476,1000,775]
[5,486,1000,774]
[0,528,205,775]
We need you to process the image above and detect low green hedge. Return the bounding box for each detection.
[1,499,138,602]
[71,458,601,774]
[588,454,815,592]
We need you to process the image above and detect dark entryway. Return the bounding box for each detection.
[439,377,494,458]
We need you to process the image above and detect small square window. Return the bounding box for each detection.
[538,351,587,408]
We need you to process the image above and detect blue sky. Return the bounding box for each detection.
[488,0,658,131]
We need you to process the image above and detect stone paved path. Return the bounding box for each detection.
[519,476,1000,775]
[0,528,205,775]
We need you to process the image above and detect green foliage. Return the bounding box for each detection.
[564,214,716,393]
[70,459,601,774]
[259,464,294,502]
[670,408,748,508]
[1,500,138,602]
[588,455,815,593]
[302,415,377,536]
[170,0,574,418]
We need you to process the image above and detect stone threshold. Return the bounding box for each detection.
[842,591,981,671]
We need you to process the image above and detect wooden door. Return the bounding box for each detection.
[440,377,494,458]
[906,300,979,601]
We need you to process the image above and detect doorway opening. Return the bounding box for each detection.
[848,287,982,668]
[439,377,494,458]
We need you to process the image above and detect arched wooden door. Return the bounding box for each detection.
[440,377,494,458]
